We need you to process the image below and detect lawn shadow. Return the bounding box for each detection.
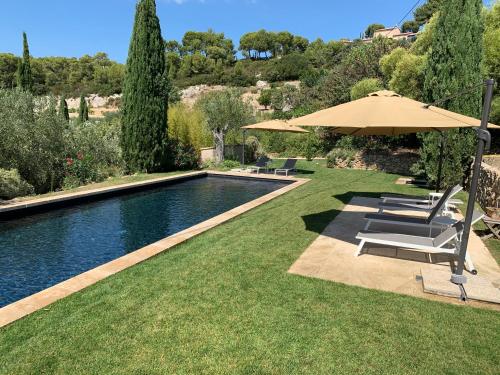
[301,208,343,235]
[332,191,382,205]
[296,169,315,175]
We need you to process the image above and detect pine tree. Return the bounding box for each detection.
[121,0,169,172]
[16,32,33,91]
[418,0,484,187]
[78,94,89,123]
[59,95,69,122]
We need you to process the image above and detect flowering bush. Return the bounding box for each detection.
[63,152,105,189]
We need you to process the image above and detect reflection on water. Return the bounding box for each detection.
[0,176,288,307]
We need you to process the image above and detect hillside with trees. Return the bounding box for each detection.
[0,0,499,199]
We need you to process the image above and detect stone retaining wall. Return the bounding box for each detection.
[477,161,500,209]
[329,150,419,175]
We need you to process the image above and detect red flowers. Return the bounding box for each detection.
[66,157,74,166]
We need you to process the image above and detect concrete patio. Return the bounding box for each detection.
[289,196,500,309]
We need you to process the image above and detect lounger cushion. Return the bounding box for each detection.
[356,231,435,248]
[364,213,429,225]
[378,201,431,211]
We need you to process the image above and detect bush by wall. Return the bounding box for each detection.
[0,168,34,200]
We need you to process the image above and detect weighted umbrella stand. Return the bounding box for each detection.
[451,79,495,294]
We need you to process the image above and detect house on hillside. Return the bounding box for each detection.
[363,26,418,43]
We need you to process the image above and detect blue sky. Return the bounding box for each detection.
[0,0,493,63]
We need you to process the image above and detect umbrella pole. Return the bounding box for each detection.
[436,132,445,192]
[451,79,494,287]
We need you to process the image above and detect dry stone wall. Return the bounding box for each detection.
[476,160,500,209]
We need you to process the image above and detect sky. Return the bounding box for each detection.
[0,0,493,63]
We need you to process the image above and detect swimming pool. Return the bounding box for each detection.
[0,175,290,308]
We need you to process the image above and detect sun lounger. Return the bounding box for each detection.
[274,159,297,176]
[381,193,463,207]
[364,185,460,230]
[356,211,484,274]
[377,185,462,214]
[247,156,270,174]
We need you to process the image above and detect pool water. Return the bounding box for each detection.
[0,176,289,307]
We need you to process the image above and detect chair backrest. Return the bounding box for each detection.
[433,222,462,248]
[427,185,462,222]
[281,158,297,170]
[432,211,483,248]
[255,157,268,167]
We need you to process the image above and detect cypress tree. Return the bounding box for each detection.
[418,0,484,187]
[59,95,69,122]
[78,94,89,123]
[121,0,169,172]
[17,32,33,91]
[424,0,483,117]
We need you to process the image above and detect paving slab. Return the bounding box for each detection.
[421,268,463,298]
[289,196,500,310]
[464,275,500,304]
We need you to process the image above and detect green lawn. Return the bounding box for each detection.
[1,161,499,374]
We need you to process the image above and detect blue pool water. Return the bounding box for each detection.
[0,176,289,307]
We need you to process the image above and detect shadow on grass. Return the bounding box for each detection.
[302,192,382,236]
[295,169,315,175]
[301,209,343,235]
[332,191,382,205]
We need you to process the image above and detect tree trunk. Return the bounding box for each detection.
[213,130,225,164]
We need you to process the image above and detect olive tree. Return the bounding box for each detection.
[198,89,252,164]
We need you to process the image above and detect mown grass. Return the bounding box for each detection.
[1,161,499,374]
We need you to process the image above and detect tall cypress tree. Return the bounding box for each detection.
[418,0,484,187]
[17,32,33,91]
[78,94,89,123]
[121,0,169,172]
[59,95,70,122]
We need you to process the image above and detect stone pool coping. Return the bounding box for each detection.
[0,170,309,327]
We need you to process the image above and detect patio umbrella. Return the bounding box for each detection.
[285,84,498,288]
[286,90,498,135]
[241,120,308,133]
[287,90,499,190]
[240,120,308,165]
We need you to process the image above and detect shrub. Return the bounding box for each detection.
[258,89,272,109]
[221,159,241,169]
[263,53,309,82]
[65,117,123,167]
[64,116,124,188]
[326,148,357,168]
[0,168,34,200]
[304,133,320,161]
[63,153,105,189]
[0,89,66,193]
[350,78,384,100]
[169,140,200,170]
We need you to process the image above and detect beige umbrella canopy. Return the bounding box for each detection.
[286,90,498,135]
[242,119,308,133]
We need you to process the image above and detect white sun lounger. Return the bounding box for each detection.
[247,156,270,174]
[377,185,462,214]
[274,159,297,176]
[381,193,463,207]
[356,211,484,274]
[364,185,460,231]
